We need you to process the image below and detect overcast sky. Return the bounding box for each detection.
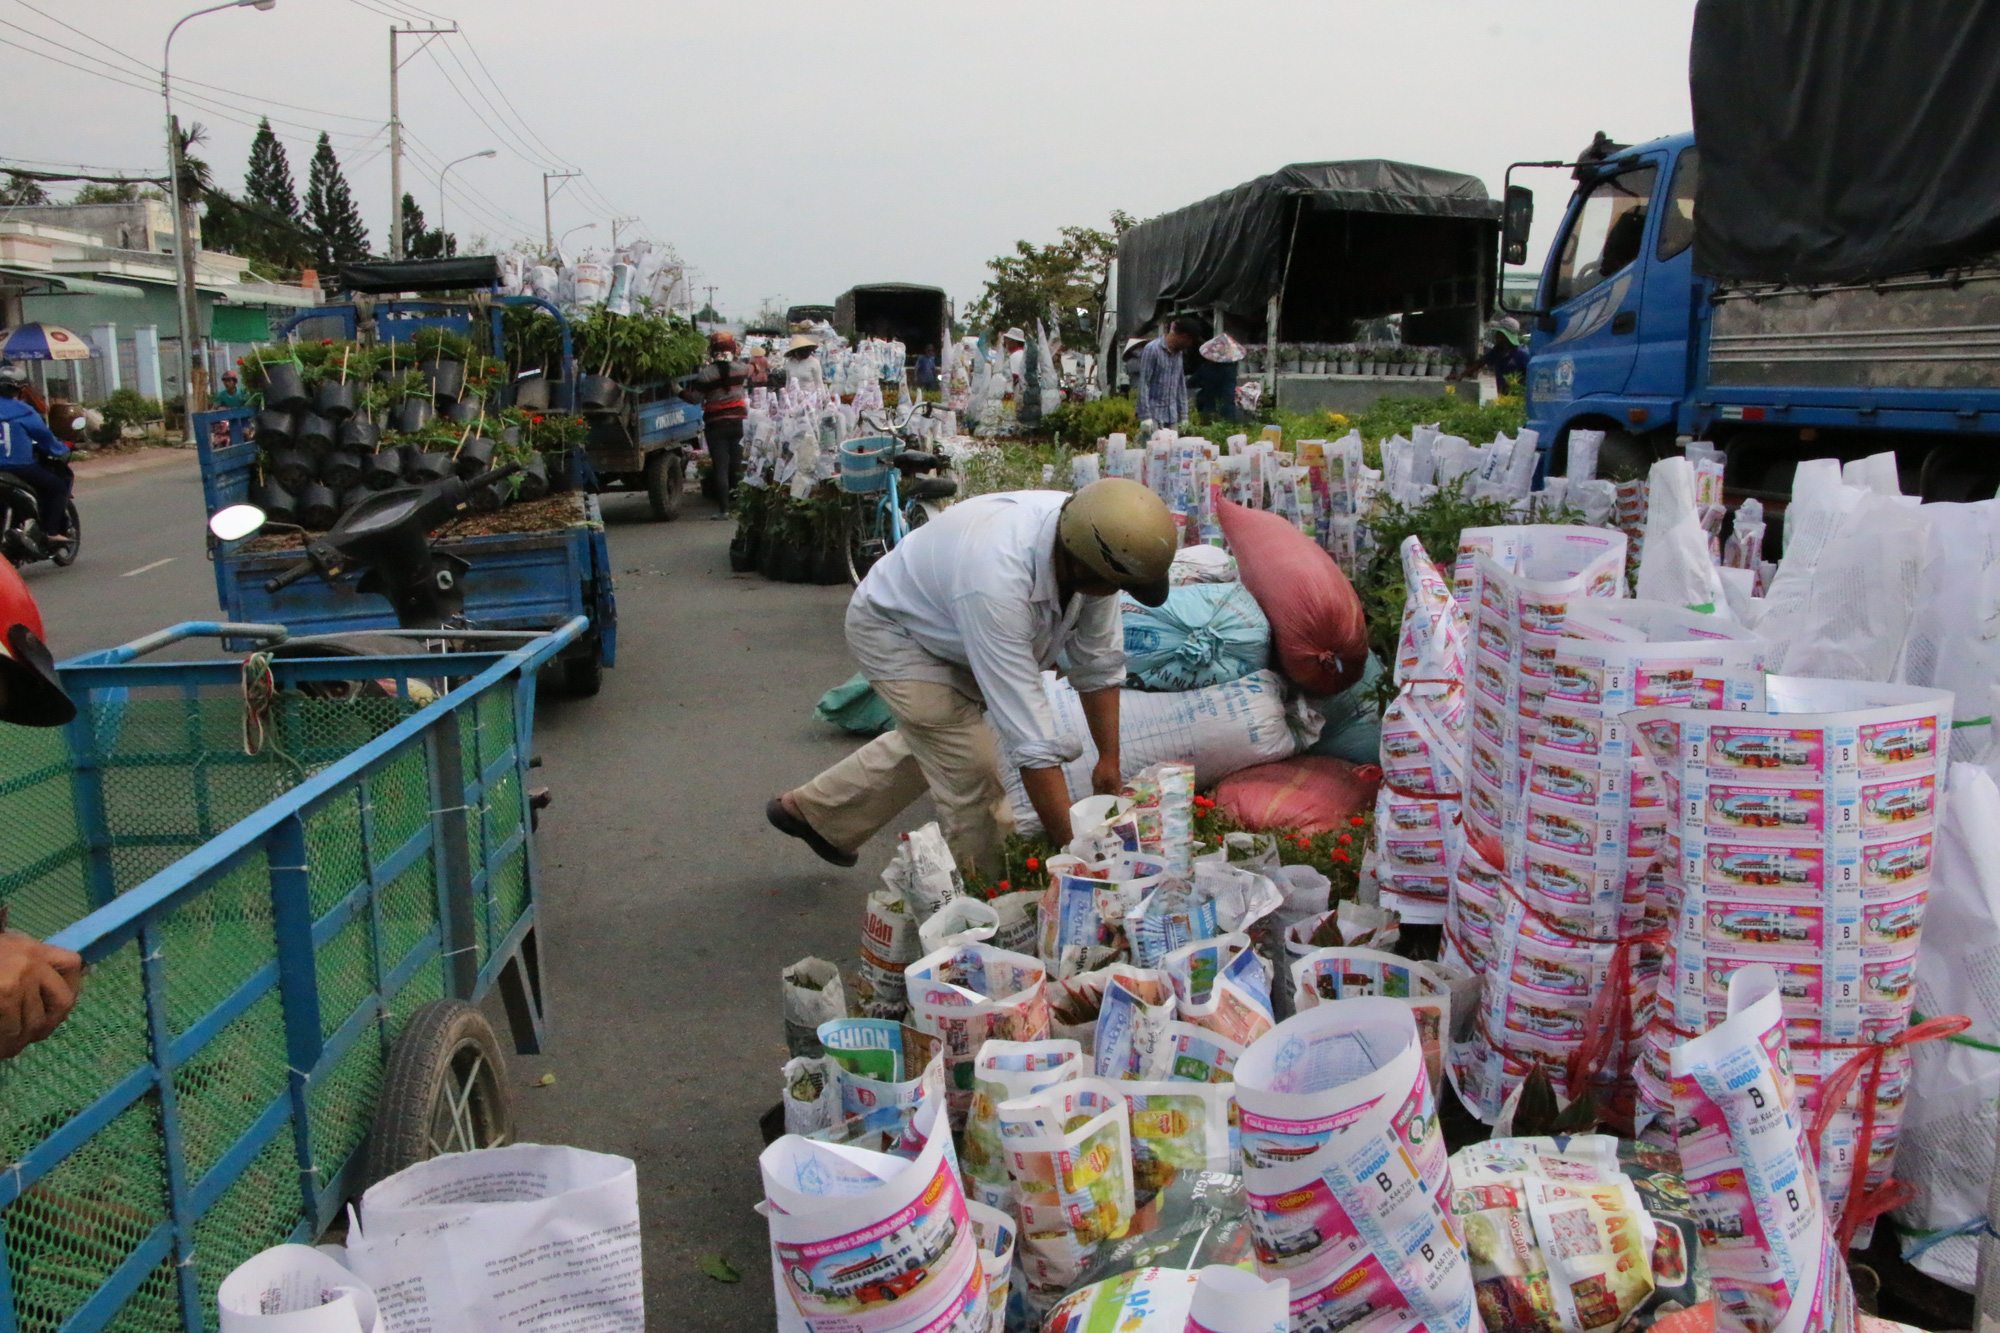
[7,0,1697,319]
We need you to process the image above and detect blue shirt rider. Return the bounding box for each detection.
[0,365,73,554]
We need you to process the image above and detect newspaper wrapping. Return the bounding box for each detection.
[967,1201,1015,1333]
[858,889,921,1019]
[1286,901,1402,959]
[759,1089,989,1333]
[1290,948,1452,1093]
[1036,854,1171,980]
[903,943,1051,1126]
[1373,536,1472,924]
[1448,1134,1659,1332]
[218,1245,378,1333]
[784,957,849,1058]
[1631,677,1952,1239]
[1234,997,1478,1333]
[817,1018,941,1142]
[1669,965,1857,1333]
[959,1039,1082,1215]
[1449,602,1765,1125]
[996,1077,1137,1309]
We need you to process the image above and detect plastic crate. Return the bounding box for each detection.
[0,620,580,1333]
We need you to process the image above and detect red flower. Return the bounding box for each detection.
[1337,833,1352,847]
[1333,850,1351,863]
[1025,857,1040,872]
[998,880,1010,891]
[1349,815,1364,827]
[322,338,333,345]
[531,415,544,424]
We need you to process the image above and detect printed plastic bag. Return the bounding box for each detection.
[1120,583,1271,692]
[781,956,847,1057]
[1635,457,1731,613]
[961,1038,1081,1213]
[996,1078,1136,1304]
[857,888,919,1018]
[904,943,1050,1121]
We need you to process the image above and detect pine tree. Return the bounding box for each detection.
[305,132,371,270]
[400,193,457,260]
[242,119,304,267]
[0,172,49,206]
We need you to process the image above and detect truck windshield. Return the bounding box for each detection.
[1551,164,1658,305]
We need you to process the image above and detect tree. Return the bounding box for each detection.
[72,181,139,204]
[305,132,370,270]
[242,118,305,267]
[694,302,722,323]
[400,194,457,260]
[0,173,48,206]
[967,210,1133,350]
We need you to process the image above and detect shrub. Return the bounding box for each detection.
[98,388,163,433]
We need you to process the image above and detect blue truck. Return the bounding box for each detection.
[1506,0,2000,548]
[1508,129,2000,519]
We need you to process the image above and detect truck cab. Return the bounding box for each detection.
[1517,132,1700,478]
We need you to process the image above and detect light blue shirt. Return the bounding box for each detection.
[1136,336,1188,427]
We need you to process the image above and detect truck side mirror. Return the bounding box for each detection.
[1503,185,1535,266]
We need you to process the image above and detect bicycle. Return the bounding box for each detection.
[839,414,957,584]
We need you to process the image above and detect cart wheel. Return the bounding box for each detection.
[645,449,684,521]
[363,1000,513,1188]
[561,638,603,698]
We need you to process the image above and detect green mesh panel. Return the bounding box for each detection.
[2,1095,174,1333]
[173,990,288,1187]
[0,941,149,1172]
[367,746,431,856]
[306,1036,383,1193]
[158,851,274,1038]
[189,1125,302,1333]
[376,856,439,982]
[305,791,368,920]
[492,848,529,949]
[383,954,444,1042]
[0,724,87,939]
[316,911,376,1043]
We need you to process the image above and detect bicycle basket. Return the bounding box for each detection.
[838,436,893,494]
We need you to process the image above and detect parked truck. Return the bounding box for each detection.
[1505,1,2000,525]
[833,284,951,366]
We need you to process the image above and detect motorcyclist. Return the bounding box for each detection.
[0,364,73,556]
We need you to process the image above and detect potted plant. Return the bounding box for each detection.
[244,347,309,412]
[298,481,339,530]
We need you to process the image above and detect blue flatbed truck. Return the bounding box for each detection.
[195,290,619,696]
[1507,130,2000,525]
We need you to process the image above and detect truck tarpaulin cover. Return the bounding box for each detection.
[338,256,502,294]
[1691,0,2000,284]
[1115,160,1499,342]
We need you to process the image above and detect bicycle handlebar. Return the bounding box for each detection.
[265,559,315,594]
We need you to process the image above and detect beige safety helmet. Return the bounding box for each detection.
[1058,478,1176,606]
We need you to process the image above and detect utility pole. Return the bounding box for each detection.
[543,171,580,255]
[388,21,456,261]
[610,215,639,249]
[701,284,717,320]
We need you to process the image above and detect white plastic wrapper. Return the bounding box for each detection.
[760,1092,988,1333]
[1635,457,1731,615]
[917,897,998,955]
[1631,676,1952,1237]
[782,956,848,1057]
[347,1145,644,1333]
[1887,762,2000,1291]
[1893,499,2000,760]
[1670,965,1858,1333]
[904,942,1050,1123]
[1566,428,1604,482]
[782,1055,841,1136]
[1235,998,1477,1333]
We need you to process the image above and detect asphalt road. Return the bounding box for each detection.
[33,455,925,1332]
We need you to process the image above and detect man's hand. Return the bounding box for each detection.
[1077,687,1123,797]
[0,931,84,1060]
[1091,754,1123,797]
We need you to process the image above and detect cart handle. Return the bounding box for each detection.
[72,621,291,666]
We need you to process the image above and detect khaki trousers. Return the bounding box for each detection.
[789,678,1014,878]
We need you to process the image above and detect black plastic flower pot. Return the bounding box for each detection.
[404,450,451,484]
[576,374,623,414]
[255,479,296,527]
[395,398,433,434]
[728,524,760,573]
[321,451,363,492]
[269,447,315,493]
[516,456,549,502]
[513,375,550,410]
[253,361,309,412]
[296,413,336,452]
[778,537,815,584]
[758,531,785,579]
[500,424,522,447]
[339,418,379,453]
[299,483,339,531]
[454,437,495,479]
[420,356,465,402]
[254,409,298,446]
[341,485,372,515]
[811,540,847,585]
[446,396,483,425]
[364,452,403,490]
[466,482,505,514]
[313,380,357,421]
[545,450,574,493]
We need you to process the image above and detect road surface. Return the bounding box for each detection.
[33,453,928,1331]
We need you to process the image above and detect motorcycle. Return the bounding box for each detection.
[0,455,80,570]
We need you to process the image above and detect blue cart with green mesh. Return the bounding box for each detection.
[0,616,583,1333]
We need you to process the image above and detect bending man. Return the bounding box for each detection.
[768,479,1176,876]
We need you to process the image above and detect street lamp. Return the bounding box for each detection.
[437,149,495,237]
[165,0,274,426]
[558,221,596,260]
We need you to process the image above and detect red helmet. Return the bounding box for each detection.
[0,559,75,726]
